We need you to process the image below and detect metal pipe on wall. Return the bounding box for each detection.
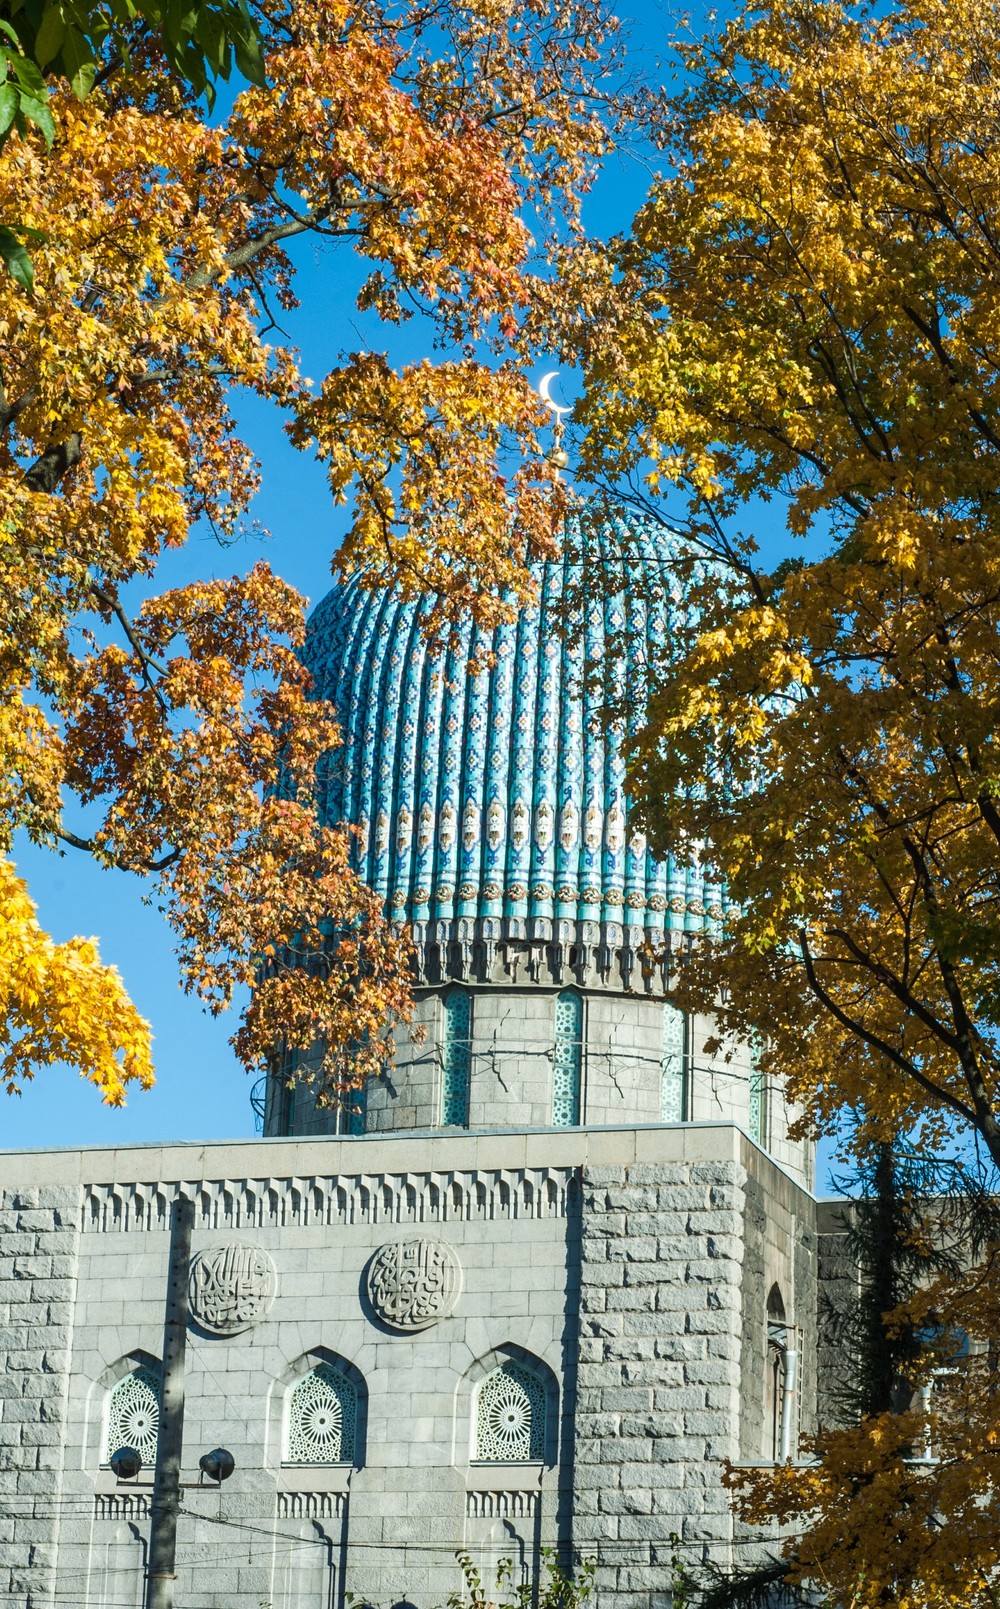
[146,1193,194,1609]
[778,1347,798,1463]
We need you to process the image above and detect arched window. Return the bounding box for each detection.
[105,1365,161,1468]
[661,1004,687,1121]
[766,1285,789,1461]
[749,1042,766,1145]
[441,988,472,1126]
[285,1363,358,1465]
[331,1081,367,1136]
[474,1361,546,1462]
[552,989,582,1127]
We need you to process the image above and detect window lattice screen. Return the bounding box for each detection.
[552,990,582,1127]
[442,989,472,1126]
[475,1361,546,1462]
[285,1364,357,1464]
[749,1053,766,1145]
[661,1004,687,1122]
[105,1366,160,1467]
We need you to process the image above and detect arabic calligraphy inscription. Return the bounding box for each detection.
[366,1238,461,1331]
[189,1243,276,1336]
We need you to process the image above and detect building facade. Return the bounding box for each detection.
[0,524,831,1609]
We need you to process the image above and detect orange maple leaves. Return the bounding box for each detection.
[0,0,621,1100]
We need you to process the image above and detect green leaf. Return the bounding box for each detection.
[0,21,20,48]
[0,82,18,138]
[232,16,264,86]
[68,56,95,97]
[162,0,198,52]
[16,92,55,147]
[59,24,95,100]
[34,5,67,69]
[195,7,226,75]
[0,225,48,243]
[0,226,34,292]
[8,51,47,99]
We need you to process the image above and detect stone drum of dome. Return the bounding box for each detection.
[304,521,726,988]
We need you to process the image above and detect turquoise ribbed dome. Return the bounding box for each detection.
[304,521,724,970]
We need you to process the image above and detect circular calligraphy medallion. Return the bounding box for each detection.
[188,1243,276,1336]
[365,1238,461,1332]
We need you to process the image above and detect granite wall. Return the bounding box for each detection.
[270,989,814,1197]
[0,1127,817,1609]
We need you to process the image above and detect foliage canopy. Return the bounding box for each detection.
[550,0,1000,1601]
[0,0,619,1101]
[559,0,1000,1173]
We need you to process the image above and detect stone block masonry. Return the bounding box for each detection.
[0,1127,817,1609]
[573,1162,748,1607]
[0,1186,82,1609]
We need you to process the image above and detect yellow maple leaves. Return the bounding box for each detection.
[0,858,153,1104]
[548,0,1000,1165]
[0,0,621,1100]
[551,0,1000,1599]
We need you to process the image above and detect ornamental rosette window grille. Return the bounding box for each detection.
[474,1362,546,1462]
[285,1364,357,1464]
[552,989,582,1127]
[105,1366,161,1467]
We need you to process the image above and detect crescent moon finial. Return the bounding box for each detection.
[538,369,572,425]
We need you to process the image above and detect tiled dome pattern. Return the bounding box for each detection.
[304,520,725,974]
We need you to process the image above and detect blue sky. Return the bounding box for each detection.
[3,0,825,1165]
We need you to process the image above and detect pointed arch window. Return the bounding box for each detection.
[749,1042,766,1145]
[441,988,472,1126]
[661,1004,687,1122]
[331,1080,367,1136]
[552,989,582,1127]
[105,1365,160,1468]
[766,1285,796,1462]
[285,1363,357,1465]
[474,1361,546,1462]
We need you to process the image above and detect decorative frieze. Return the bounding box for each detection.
[466,1490,538,1519]
[276,1491,344,1520]
[94,1493,150,1522]
[83,1168,570,1233]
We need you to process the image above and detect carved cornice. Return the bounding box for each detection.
[276,1491,344,1520]
[83,1167,570,1233]
[466,1490,538,1519]
[410,918,682,992]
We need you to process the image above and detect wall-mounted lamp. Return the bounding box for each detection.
[198,1448,236,1484]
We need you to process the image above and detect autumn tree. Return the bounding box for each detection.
[687,1133,1000,1609]
[551,0,1000,1170]
[718,1145,1000,1609]
[539,0,1000,1599]
[0,0,620,1102]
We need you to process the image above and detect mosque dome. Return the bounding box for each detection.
[304,519,726,987]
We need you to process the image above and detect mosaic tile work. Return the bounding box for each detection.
[441,988,472,1126]
[661,1003,687,1122]
[552,990,582,1127]
[749,1056,766,1146]
[302,519,728,944]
